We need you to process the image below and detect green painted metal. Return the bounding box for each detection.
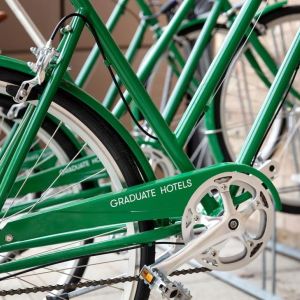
[249,33,300,100]
[0,163,280,252]
[71,0,194,172]
[237,29,300,165]
[0,15,86,209]
[0,57,155,181]
[168,42,200,93]
[10,155,105,197]
[80,0,165,112]
[111,0,195,119]
[21,148,56,171]
[0,122,19,161]
[0,55,33,74]
[0,0,297,279]
[204,4,298,163]
[60,83,156,182]
[204,51,276,164]
[0,224,181,274]
[177,15,207,34]
[0,186,109,218]
[175,0,263,147]
[0,222,127,252]
[204,115,225,163]
[75,0,129,88]
[136,0,161,27]
[102,21,148,109]
[163,0,224,125]
[0,105,35,200]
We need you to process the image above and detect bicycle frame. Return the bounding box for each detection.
[0,0,298,273]
[7,0,292,134]
[7,0,290,116]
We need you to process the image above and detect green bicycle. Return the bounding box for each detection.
[0,0,298,299]
[3,0,300,212]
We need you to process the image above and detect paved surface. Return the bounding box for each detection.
[148,247,300,300]
[2,245,299,300]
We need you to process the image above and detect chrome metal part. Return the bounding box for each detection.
[140,266,192,300]
[257,159,279,179]
[153,172,274,275]
[6,102,27,119]
[14,40,59,103]
[142,145,177,177]
[5,234,13,242]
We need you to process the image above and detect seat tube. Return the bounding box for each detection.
[237,29,300,165]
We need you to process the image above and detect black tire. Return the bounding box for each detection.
[0,67,155,299]
[210,6,300,213]
[0,93,95,294]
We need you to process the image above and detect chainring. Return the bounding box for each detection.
[181,171,274,271]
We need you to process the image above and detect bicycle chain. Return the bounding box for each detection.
[0,266,211,296]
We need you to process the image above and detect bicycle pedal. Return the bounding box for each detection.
[140,265,192,299]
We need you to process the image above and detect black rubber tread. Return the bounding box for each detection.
[0,67,155,299]
[175,6,300,212]
[0,88,95,292]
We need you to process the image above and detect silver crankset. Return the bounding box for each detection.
[141,171,274,299]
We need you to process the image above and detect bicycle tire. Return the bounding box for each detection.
[0,67,155,300]
[0,99,97,295]
[210,6,300,213]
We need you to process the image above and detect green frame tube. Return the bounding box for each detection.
[237,29,300,165]
[75,0,129,87]
[0,14,86,209]
[163,0,224,125]
[72,0,195,172]
[175,0,263,147]
[0,163,280,271]
[0,0,298,274]
[102,20,148,109]
[112,0,195,119]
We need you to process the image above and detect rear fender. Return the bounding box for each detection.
[0,55,155,181]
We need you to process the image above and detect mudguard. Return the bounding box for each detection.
[0,55,155,181]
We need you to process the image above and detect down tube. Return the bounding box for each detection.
[236,29,300,165]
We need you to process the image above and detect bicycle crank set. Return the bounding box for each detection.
[0,163,280,299]
[141,169,277,299]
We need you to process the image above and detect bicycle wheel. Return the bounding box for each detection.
[0,100,96,296]
[0,67,155,299]
[209,6,300,213]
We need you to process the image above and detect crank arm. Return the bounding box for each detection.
[153,218,231,275]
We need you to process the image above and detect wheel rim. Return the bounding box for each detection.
[0,92,144,299]
[218,11,300,208]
